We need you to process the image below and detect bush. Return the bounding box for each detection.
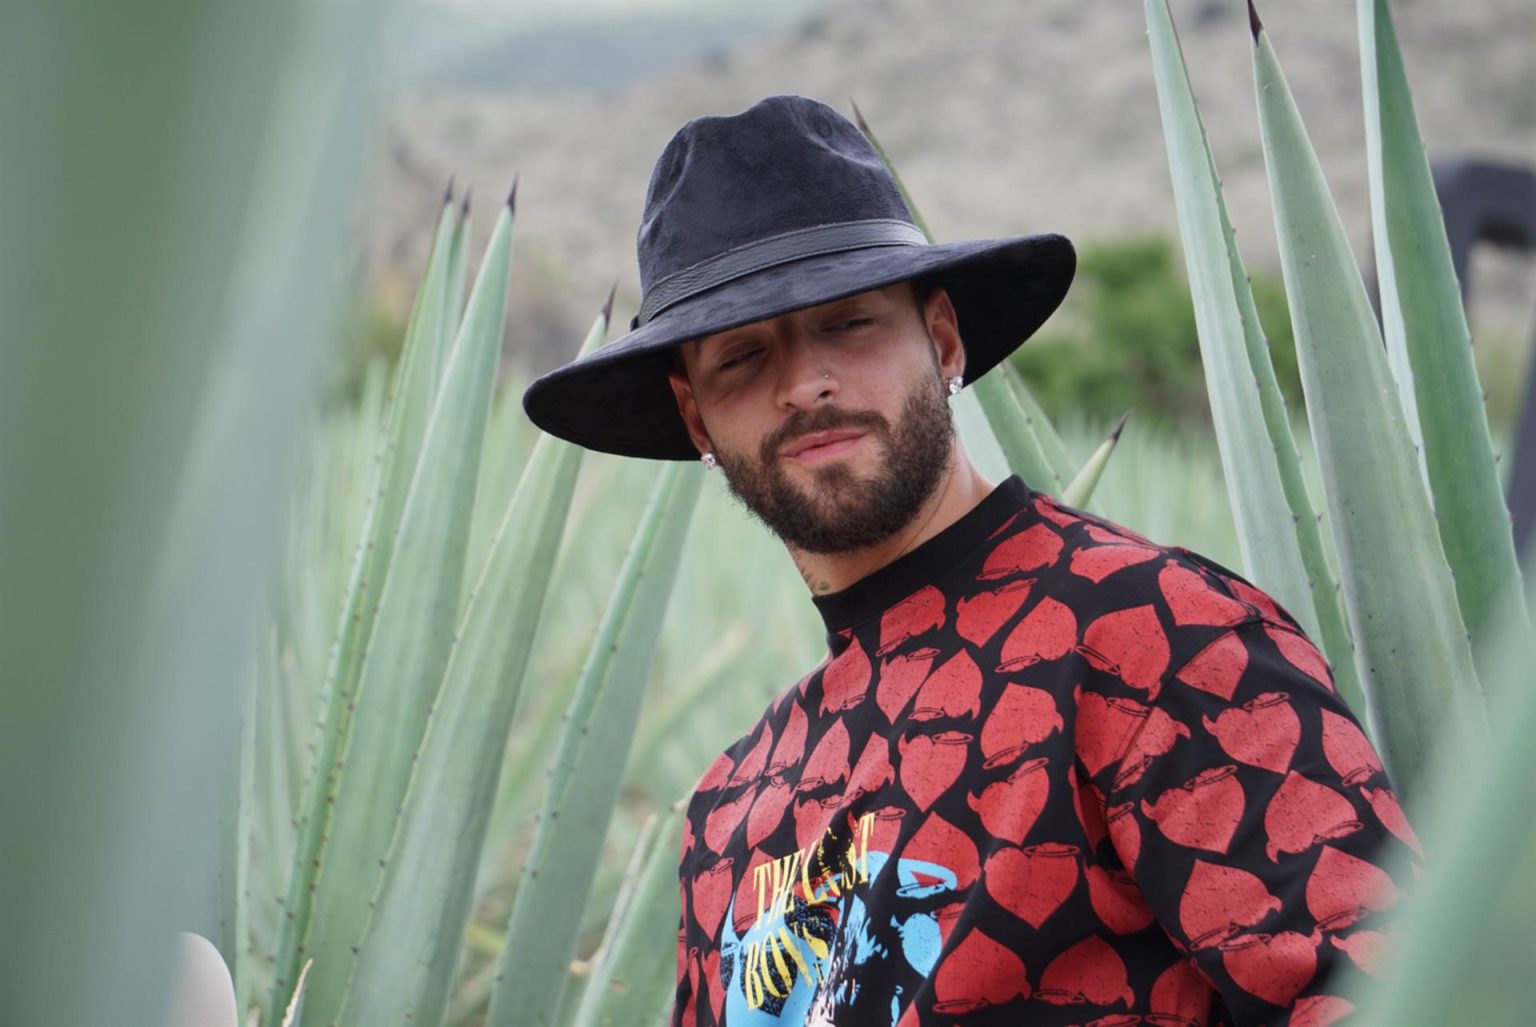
[1010,236,1302,425]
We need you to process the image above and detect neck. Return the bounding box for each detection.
[788,449,993,596]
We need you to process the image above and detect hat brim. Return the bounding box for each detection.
[522,232,1075,460]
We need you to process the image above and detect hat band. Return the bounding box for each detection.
[636,218,928,326]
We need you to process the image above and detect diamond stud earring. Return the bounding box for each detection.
[701,452,719,470]
[947,375,964,397]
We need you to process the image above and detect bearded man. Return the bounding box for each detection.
[523,95,1414,1027]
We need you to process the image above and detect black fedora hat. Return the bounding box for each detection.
[522,95,1075,461]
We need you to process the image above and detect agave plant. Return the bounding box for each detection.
[1142,0,1530,1013]
[262,2,1526,1019]
[224,167,718,1027]
[0,2,385,1025]
[42,1,1519,1023]
[1142,0,1525,798]
[859,0,1530,1019]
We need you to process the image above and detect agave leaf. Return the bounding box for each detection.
[267,190,461,1008]
[626,623,750,782]
[850,98,932,240]
[485,462,705,1027]
[1145,0,1365,714]
[852,102,1065,493]
[474,461,640,895]
[297,198,514,1025]
[571,804,687,1027]
[247,625,302,1016]
[439,183,473,390]
[1,3,373,1021]
[480,449,635,859]
[1001,362,1076,488]
[951,387,1012,484]
[1358,0,1527,660]
[231,664,257,1010]
[581,814,664,990]
[281,960,313,1027]
[1215,187,1365,710]
[1061,411,1129,509]
[1250,7,1485,791]
[335,308,607,1027]
[1346,546,1536,1023]
[972,372,1067,494]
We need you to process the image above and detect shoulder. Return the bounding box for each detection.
[1015,494,1333,707]
[1022,490,1298,631]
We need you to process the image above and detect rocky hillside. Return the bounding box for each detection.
[357,0,1535,375]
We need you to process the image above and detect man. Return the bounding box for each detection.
[524,96,1414,1027]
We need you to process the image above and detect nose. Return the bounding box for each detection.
[773,333,837,411]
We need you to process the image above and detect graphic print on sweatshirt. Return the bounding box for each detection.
[674,478,1417,1027]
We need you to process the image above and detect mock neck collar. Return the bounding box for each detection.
[811,476,1030,638]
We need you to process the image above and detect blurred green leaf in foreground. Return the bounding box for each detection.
[0,1,381,1024]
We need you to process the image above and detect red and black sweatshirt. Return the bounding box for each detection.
[674,476,1416,1027]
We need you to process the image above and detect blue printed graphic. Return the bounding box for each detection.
[717,850,962,1025]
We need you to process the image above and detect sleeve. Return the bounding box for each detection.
[1095,614,1419,1026]
[674,812,700,1027]
[673,903,696,1027]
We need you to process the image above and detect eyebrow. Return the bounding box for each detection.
[695,325,763,359]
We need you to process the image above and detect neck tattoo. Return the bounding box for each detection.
[794,557,834,595]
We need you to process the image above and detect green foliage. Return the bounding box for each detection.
[1251,5,1487,791]
[1144,0,1364,713]
[1010,236,1301,425]
[485,463,702,1027]
[0,3,375,1025]
[217,5,1527,1026]
[1144,0,1530,1015]
[1358,0,1526,670]
[1348,543,1536,1022]
[324,302,409,410]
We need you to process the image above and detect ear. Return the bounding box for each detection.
[667,361,715,456]
[924,287,966,379]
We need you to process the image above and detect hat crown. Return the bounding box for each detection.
[636,96,915,298]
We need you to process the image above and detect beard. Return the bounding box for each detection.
[712,374,955,554]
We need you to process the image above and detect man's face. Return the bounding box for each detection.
[668,284,965,554]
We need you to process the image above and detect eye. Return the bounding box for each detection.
[717,347,762,371]
[828,317,874,332]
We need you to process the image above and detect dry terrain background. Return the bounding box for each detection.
[353,0,1535,384]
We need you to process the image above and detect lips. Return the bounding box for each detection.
[781,428,866,460]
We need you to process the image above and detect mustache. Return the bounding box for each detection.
[759,406,889,462]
